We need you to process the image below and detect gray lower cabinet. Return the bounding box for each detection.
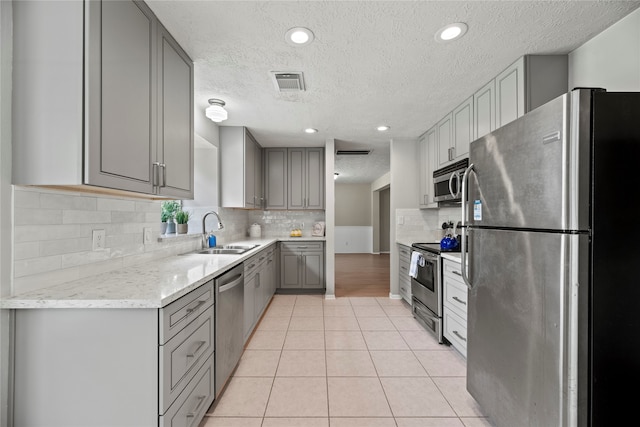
[279,241,325,289]
[12,281,215,427]
[12,0,194,198]
[244,245,277,343]
[442,258,468,357]
[398,244,412,303]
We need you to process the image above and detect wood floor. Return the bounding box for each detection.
[335,253,390,297]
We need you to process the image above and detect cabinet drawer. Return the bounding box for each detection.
[160,282,214,343]
[398,245,411,262]
[444,277,468,320]
[160,353,214,427]
[280,241,324,252]
[244,254,261,278]
[444,308,467,358]
[443,259,464,282]
[160,306,214,412]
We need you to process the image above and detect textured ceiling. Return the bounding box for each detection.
[147,0,640,183]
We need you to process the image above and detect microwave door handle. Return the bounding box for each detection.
[448,172,457,198]
[461,164,474,289]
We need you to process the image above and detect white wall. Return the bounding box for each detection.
[335,184,371,226]
[324,139,336,298]
[334,226,373,253]
[569,8,640,91]
[389,138,418,298]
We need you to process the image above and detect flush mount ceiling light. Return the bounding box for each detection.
[377,125,390,132]
[285,27,315,46]
[206,99,227,122]
[304,128,318,134]
[435,22,468,42]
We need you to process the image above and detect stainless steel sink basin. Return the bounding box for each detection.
[194,244,259,255]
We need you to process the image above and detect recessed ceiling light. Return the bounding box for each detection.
[285,27,315,46]
[304,128,318,134]
[377,125,390,132]
[435,22,468,42]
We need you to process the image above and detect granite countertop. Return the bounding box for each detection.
[0,236,325,310]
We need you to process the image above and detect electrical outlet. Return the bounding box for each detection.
[143,227,152,244]
[92,229,106,251]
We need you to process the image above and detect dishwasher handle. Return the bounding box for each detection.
[217,273,243,293]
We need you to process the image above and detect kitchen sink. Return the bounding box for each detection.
[194,244,259,255]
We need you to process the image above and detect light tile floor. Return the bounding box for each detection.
[201,295,495,427]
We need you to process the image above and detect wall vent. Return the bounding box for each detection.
[271,72,305,92]
[335,149,372,155]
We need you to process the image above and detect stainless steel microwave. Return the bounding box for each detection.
[433,158,469,203]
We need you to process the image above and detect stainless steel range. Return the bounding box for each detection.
[410,242,461,343]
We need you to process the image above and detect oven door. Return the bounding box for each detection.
[412,297,443,343]
[410,257,440,316]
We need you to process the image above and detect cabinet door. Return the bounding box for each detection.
[280,252,302,288]
[496,57,525,128]
[87,0,156,194]
[418,134,429,208]
[244,133,257,208]
[302,252,324,289]
[244,275,256,340]
[473,79,496,140]
[436,113,453,167]
[254,142,263,209]
[305,148,324,209]
[157,24,194,199]
[265,149,288,209]
[287,149,305,210]
[452,96,473,160]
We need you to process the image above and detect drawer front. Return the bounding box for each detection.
[280,241,324,252]
[444,308,467,358]
[398,244,411,262]
[160,282,214,344]
[244,255,261,278]
[160,306,214,412]
[443,259,464,281]
[160,353,214,427]
[444,277,468,320]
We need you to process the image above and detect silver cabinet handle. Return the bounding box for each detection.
[297,246,308,249]
[186,395,207,420]
[453,330,467,342]
[186,340,206,358]
[452,270,462,276]
[160,163,166,187]
[460,163,475,289]
[186,300,207,315]
[452,296,466,305]
[152,162,160,188]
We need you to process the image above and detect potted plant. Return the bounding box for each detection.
[161,200,180,234]
[175,209,191,234]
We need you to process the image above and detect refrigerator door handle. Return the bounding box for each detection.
[461,164,475,289]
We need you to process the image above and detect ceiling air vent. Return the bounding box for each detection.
[335,149,372,155]
[271,72,305,92]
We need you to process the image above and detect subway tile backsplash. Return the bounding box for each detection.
[12,187,327,294]
[395,207,461,243]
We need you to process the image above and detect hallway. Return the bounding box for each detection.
[335,253,390,298]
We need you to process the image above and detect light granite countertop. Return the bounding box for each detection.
[0,237,326,310]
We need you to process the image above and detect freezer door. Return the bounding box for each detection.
[467,91,589,231]
[466,228,586,427]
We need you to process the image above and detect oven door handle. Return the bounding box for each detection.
[461,164,474,290]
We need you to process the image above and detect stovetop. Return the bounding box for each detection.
[412,242,462,254]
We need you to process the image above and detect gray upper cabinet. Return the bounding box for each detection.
[418,127,437,209]
[264,148,288,210]
[436,113,453,167]
[220,127,263,209]
[287,148,324,210]
[452,96,473,160]
[496,55,568,129]
[473,80,496,140]
[12,0,194,199]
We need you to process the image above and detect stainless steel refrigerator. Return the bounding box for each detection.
[460,88,640,427]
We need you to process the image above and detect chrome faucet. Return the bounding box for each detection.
[202,211,224,247]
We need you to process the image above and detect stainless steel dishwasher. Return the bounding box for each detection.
[214,263,244,397]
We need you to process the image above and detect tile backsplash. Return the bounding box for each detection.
[11,186,326,294]
[395,207,461,243]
